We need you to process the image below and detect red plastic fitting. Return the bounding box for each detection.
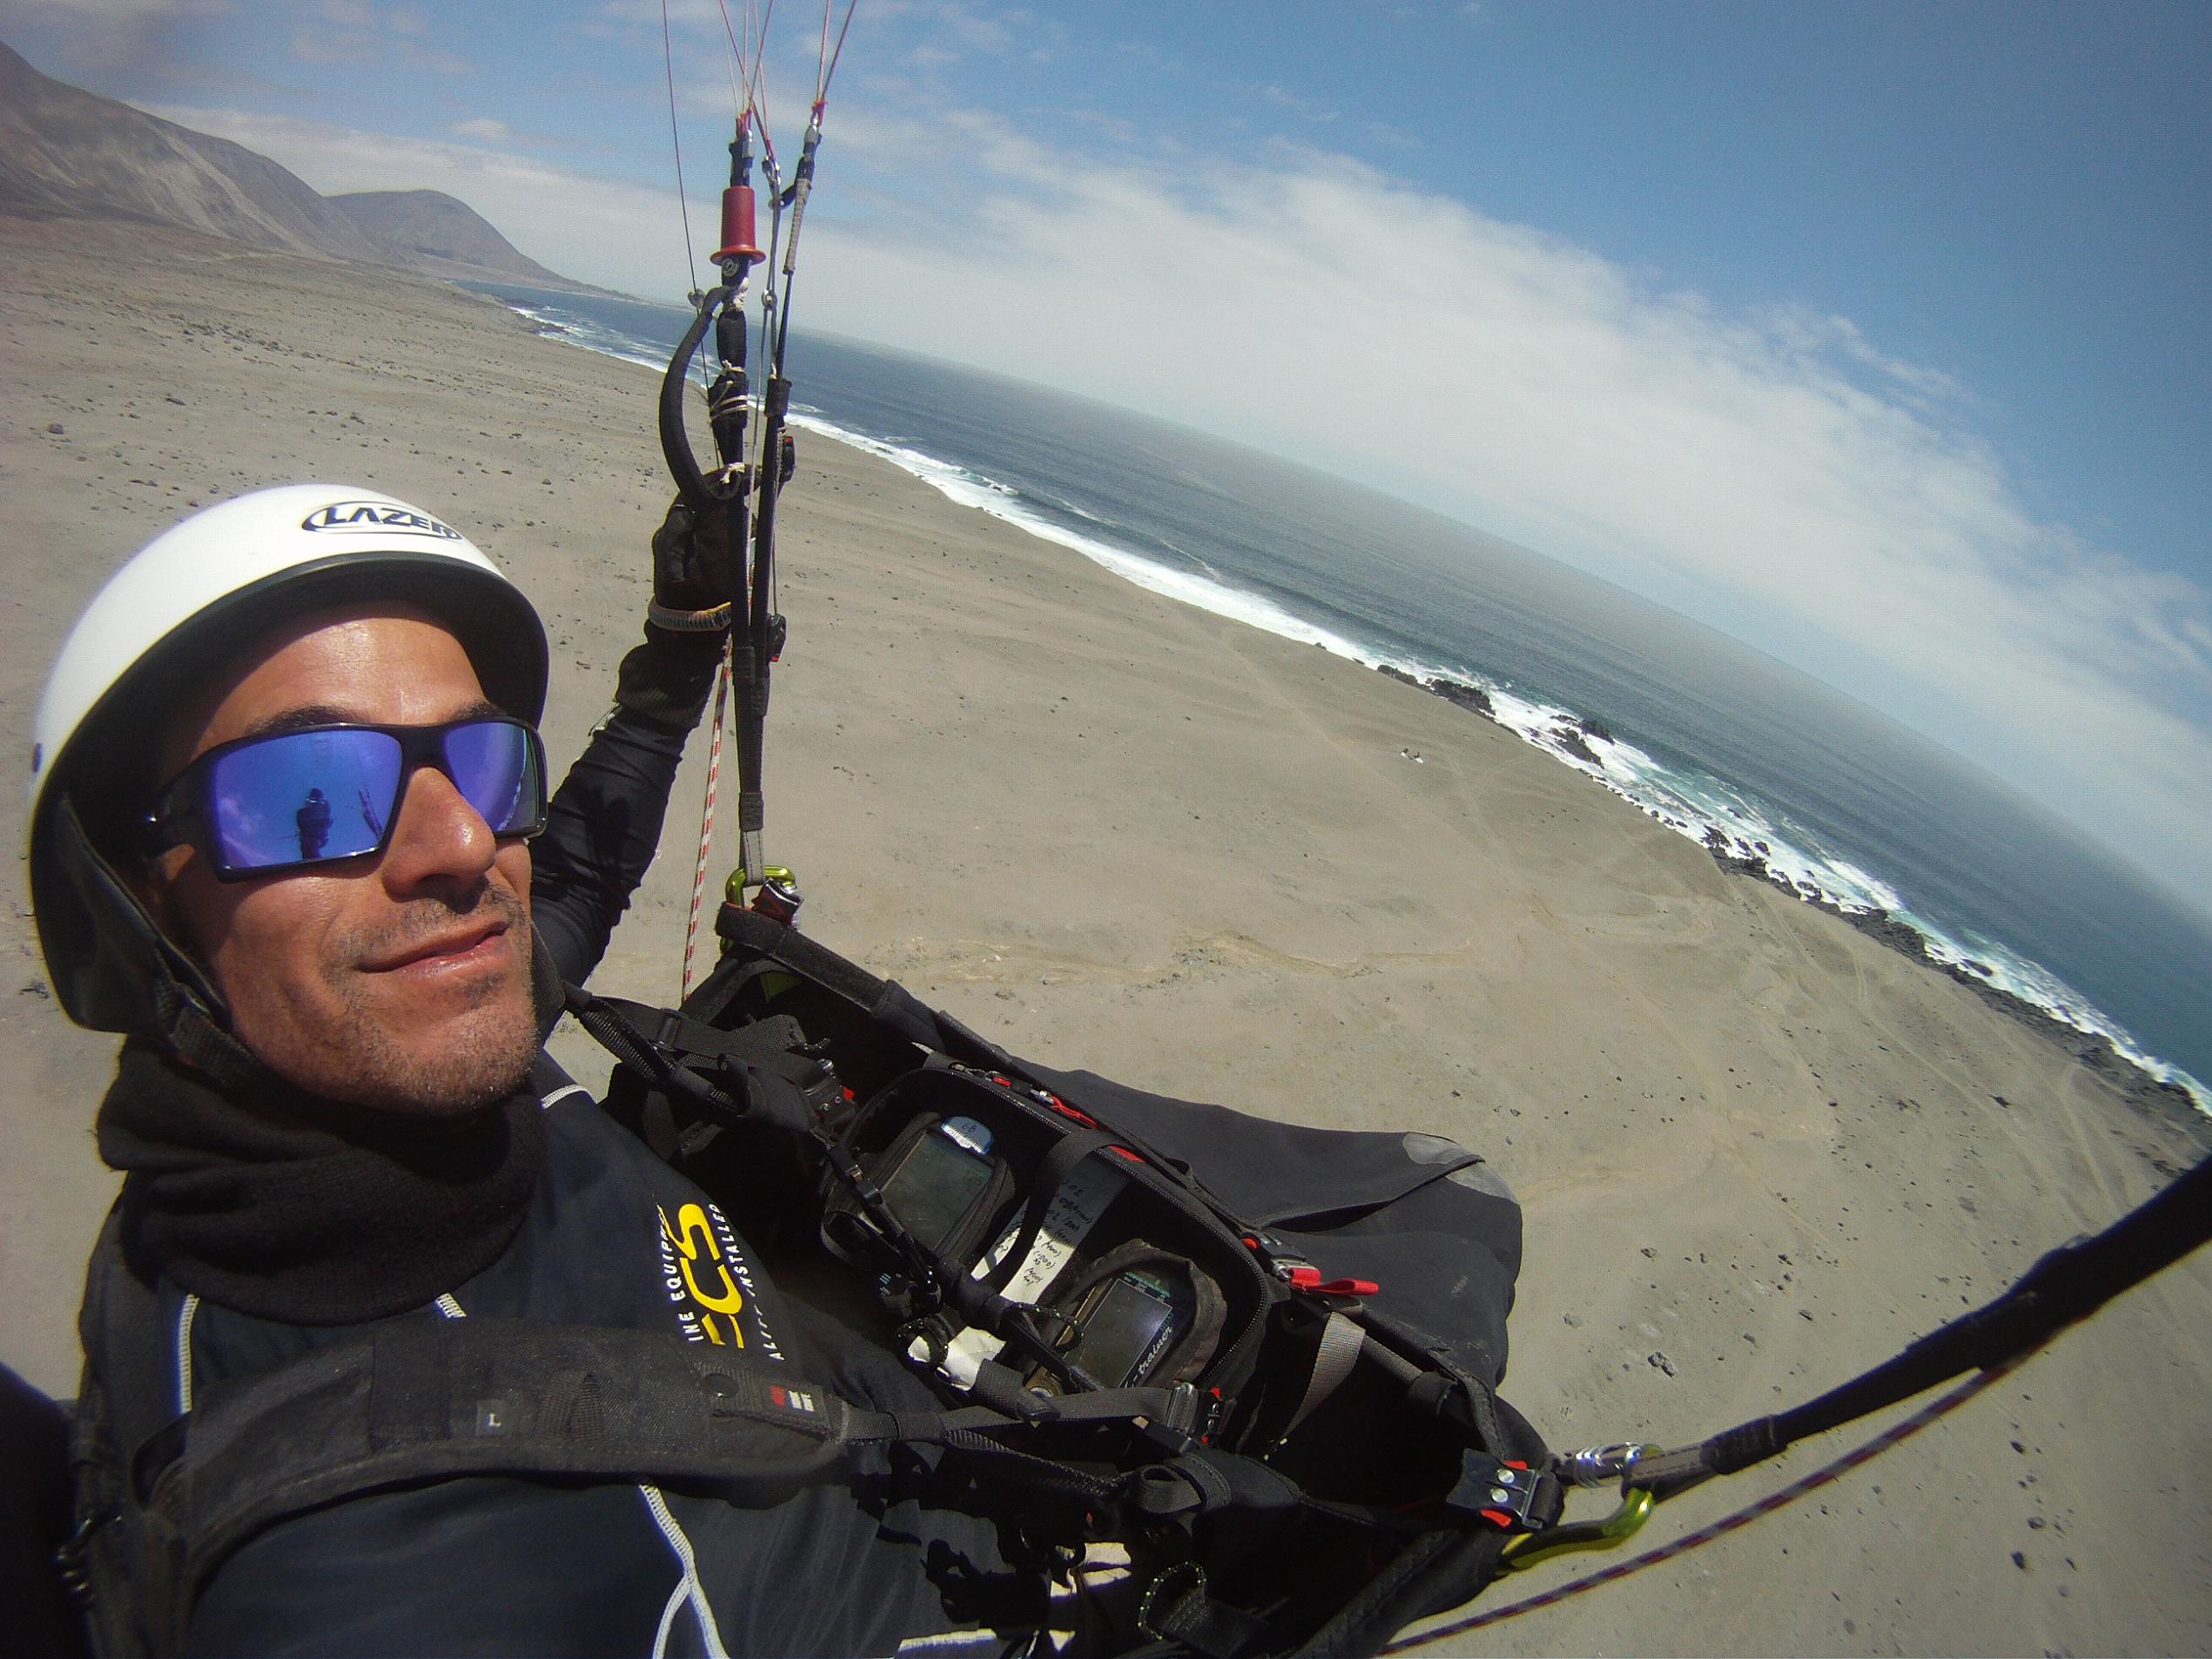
[714,184,763,266]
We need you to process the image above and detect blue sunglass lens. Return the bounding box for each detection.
[205,729,402,870]
[442,722,541,835]
[194,720,541,873]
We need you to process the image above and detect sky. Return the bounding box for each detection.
[6,0,2210,917]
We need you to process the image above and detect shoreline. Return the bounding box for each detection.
[483,280,2211,1122]
[4,213,2208,1656]
[1370,662,2210,1129]
[803,381,2212,1122]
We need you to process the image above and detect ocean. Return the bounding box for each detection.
[466,280,2211,1114]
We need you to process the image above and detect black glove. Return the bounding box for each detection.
[648,496,737,630]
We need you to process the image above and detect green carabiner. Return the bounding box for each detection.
[1499,1485,1656,1573]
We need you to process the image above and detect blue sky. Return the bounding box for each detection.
[8,0,2211,913]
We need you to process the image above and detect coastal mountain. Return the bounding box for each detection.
[0,40,384,262]
[0,40,600,293]
[328,190,580,289]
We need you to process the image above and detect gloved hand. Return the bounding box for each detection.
[648,496,737,630]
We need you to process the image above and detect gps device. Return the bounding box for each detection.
[877,1115,998,1253]
[1027,1265,1190,1394]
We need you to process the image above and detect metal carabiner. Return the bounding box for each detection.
[1556,1441,1651,1487]
[1498,1484,1656,1573]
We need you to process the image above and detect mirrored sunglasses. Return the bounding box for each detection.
[145,716,548,880]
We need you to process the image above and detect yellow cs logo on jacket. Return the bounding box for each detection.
[657,1201,783,1360]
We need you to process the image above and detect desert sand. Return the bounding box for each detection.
[1,212,2205,1656]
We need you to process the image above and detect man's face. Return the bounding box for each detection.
[145,606,540,1113]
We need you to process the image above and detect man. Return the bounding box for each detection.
[29,484,1028,1656]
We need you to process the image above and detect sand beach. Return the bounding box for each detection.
[1,212,2205,1655]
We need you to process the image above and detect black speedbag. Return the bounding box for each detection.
[583,904,1559,1656]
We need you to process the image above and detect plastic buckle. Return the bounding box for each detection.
[1137,1393,1200,1457]
[1448,1452,1551,1534]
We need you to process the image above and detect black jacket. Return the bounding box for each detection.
[159,1063,1019,1657]
[78,630,1024,1657]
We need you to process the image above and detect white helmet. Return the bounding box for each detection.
[29,484,548,1034]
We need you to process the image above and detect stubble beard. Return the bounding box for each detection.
[310,883,540,1114]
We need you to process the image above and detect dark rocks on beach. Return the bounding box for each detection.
[1839,906,1926,956]
[1372,663,1498,721]
[1704,826,1770,880]
[1554,728,1602,766]
[1426,677,1496,717]
[1578,715,1613,742]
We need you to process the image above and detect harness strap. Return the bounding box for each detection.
[163,1321,861,1569]
[67,1212,181,1654]
[104,1309,1227,1638]
[716,907,904,1025]
[1128,1447,1411,1539]
[1279,1310,1366,1446]
[715,908,1009,1065]
[123,1316,1031,1632]
[564,984,824,1141]
[1138,1564,1273,1659]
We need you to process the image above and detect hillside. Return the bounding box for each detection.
[328,189,583,289]
[0,40,603,295]
[0,40,384,261]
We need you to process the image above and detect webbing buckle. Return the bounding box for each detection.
[1247,1236,1381,1298]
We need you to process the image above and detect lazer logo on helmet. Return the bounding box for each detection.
[300,501,464,540]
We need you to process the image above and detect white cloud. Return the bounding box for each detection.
[450,117,511,143]
[924,2,1027,58]
[286,0,465,72]
[1256,83,1336,124]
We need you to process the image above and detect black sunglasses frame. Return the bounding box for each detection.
[143,716,548,882]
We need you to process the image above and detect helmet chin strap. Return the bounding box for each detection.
[49,796,229,1029]
[145,962,273,1103]
[47,795,273,1097]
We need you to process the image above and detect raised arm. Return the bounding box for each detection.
[529,501,732,987]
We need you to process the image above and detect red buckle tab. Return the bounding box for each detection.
[1285,1266,1378,1296]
